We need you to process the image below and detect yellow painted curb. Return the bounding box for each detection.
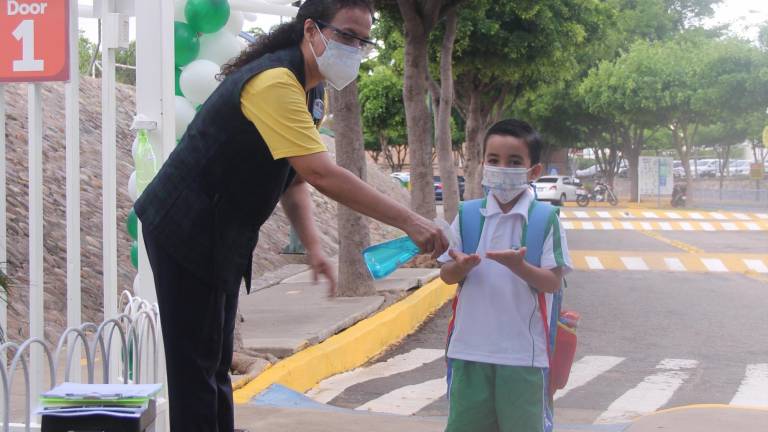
[232,278,457,404]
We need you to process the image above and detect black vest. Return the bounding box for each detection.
[135,46,324,294]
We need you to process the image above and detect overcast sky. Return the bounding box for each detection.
[78,0,767,46]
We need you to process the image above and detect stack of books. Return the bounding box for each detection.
[38,382,162,420]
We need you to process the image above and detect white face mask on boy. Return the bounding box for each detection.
[309,23,363,91]
[482,165,532,203]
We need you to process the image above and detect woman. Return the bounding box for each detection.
[134,0,448,430]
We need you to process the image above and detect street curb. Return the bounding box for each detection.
[233,277,457,404]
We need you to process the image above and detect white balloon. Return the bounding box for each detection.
[131,136,139,160]
[179,59,221,106]
[128,171,138,201]
[175,95,197,140]
[224,11,244,34]
[174,0,187,23]
[198,31,243,66]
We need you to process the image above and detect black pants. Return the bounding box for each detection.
[143,227,239,432]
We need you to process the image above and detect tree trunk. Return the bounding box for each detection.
[434,10,459,222]
[624,126,643,202]
[398,0,437,219]
[331,83,375,296]
[463,90,485,199]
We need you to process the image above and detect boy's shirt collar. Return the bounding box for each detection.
[479,188,534,221]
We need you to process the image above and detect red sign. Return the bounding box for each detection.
[0,0,69,82]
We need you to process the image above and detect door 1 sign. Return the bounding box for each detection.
[0,0,69,82]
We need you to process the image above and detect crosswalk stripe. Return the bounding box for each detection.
[621,222,635,230]
[642,211,658,219]
[582,222,596,230]
[665,212,682,219]
[701,258,728,272]
[730,364,768,407]
[554,356,625,400]
[679,222,694,231]
[640,222,653,230]
[745,222,760,231]
[562,221,575,230]
[594,359,698,424]
[585,256,605,270]
[689,212,704,220]
[711,212,726,220]
[658,222,672,231]
[744,259,768,274]
[733,213,750,220]
[355,378,446,415]
[722,222,738,231]
[574,211,589,219]
[664,258,686,272]
[601,221,614,230]
[307,348,444,403]
[621,257,648,271]
[699,222,715,231]
[597,211,611,218]
[757,213,768,220]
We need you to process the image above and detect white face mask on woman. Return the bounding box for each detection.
[482,165,532,203]
[309,24,363,91]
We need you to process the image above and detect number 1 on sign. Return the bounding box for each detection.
[12,20,44,72]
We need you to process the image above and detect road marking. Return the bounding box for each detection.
[744,259,768,274]
[554,356,625,400]
[597,211,612,218]
[665,212,682,219]
[745,222,760,231]
[560,210,569,218]
[640,222,653,230]
[582,221,596,230]
[355,378,446,415]
[664,258,686,272]
[701,258,728,272]
[601,221,615,230]
[585,256,605,270]
[730,364,768,407]
[680,222,694,231]
[689,212,704,220]
[710,212,726,220]
[658,222,672,231]
[574,211,589,219]
[594,359,698,424]
[699,222,715,231]
[642,211,659,219]
[562,221,575,230]
[722,222,738,231]
[621,221,635,230]
[307,348,444,403]
[621,257,648,271]
[733,213,750,220]
[757,213,768,220]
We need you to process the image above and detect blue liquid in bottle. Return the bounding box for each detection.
[362,236,421,280]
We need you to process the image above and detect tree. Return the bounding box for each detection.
[376,0,464,219]
[451,0,610,198]
[358,66,408,172]
[332,82,375,297]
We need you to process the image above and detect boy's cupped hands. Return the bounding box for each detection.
[447,249,481,272]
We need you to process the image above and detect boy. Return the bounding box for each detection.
[439,119,572,432]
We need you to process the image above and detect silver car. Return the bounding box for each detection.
[533,176,581,205]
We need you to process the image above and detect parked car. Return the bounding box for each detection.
[533,175,581,205]
[727,160,750,177]
[694,159,720,177]
[434,175,465,201]
[390,172,410,188]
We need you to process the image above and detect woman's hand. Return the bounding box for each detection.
[308,248,336,297]
[404,215,450,259]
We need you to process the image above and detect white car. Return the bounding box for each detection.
[533,176,582,204]
[727,160,750,176]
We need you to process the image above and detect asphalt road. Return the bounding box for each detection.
[306,207,768,426]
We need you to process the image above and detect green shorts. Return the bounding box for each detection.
[445,359,547,432]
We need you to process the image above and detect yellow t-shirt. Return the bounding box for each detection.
[241,68,327,159]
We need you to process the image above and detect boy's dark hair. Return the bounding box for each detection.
[483,119,543,165]
[221,0,374,77]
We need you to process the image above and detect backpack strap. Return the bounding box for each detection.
[522,200,562,379]
[459,198,487,254]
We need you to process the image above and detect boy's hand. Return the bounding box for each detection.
[448,249,481,273]
[486,247,527,274]
[309,249,337,297]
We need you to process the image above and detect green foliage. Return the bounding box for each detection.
[78,33,136,85]
[358,65,407,146]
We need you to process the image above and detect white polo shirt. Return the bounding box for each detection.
[438,190,572,367]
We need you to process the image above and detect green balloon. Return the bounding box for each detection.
[185,0,230,34]
[175,68,184,97]
[126,208,138,240]
[174,21,200,68]
[130,241,139,269]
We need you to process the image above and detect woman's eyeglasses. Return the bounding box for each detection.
[316,20,376,55]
